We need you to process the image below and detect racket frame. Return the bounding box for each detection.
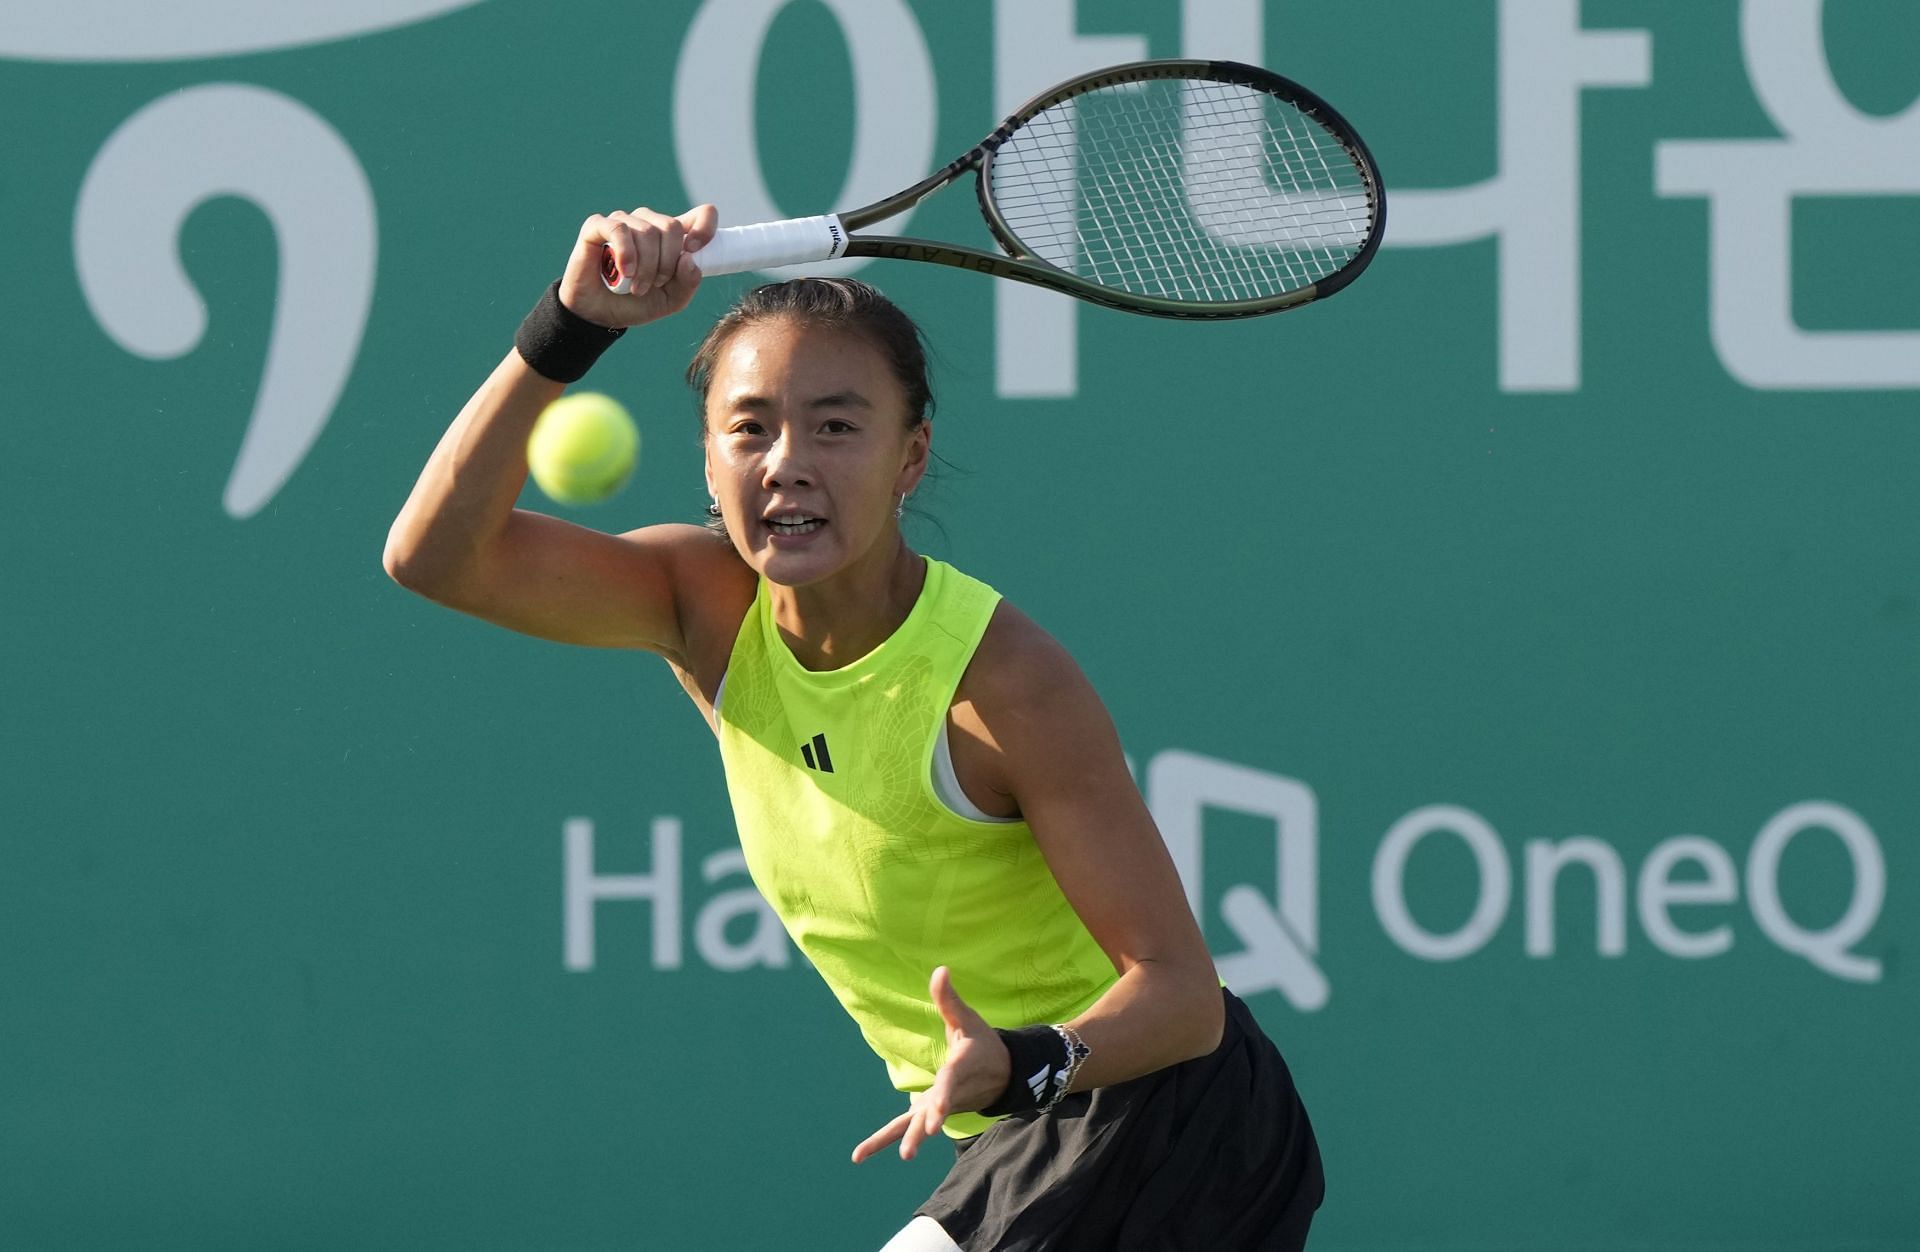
[830,58,1387,320]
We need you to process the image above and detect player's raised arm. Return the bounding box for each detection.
[382,206,740,658]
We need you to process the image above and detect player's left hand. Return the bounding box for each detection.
[851,966,1009,1163]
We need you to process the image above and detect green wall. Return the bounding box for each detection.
[4,2,1915,1248]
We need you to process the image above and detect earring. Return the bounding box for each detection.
[706,502,722,518]
[895,493,907,519]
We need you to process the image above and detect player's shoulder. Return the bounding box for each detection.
[965,596,1099,721]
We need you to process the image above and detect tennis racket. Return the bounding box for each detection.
[604,58,1385,320]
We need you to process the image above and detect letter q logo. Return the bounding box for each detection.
[1149,750,1330,1012]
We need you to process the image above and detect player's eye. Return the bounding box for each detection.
[821,419,855,434]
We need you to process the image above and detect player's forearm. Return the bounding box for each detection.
[1061,955,1225,1093]
[383,349,563,594]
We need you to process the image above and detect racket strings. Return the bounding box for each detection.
[989,78,1374,303]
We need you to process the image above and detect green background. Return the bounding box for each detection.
[3,2,1914,1248]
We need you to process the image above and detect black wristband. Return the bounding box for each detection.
[980,1025,1072,1117]
[514,280,625,383]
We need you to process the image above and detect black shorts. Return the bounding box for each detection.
[916,990,1324,1251]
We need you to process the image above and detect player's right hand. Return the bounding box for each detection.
[558,204,716,330]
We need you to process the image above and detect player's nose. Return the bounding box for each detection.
[762,428,815,488]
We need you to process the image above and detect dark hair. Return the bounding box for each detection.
[686,277,935,430]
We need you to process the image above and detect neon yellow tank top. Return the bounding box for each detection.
[714,557,1118,1137]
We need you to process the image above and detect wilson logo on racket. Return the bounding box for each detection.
[606,58,1384,321]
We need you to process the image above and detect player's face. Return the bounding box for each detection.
[703,319,928,587]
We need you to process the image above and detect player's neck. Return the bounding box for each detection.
[768,537,925,671]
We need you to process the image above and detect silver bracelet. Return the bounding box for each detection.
[1040,1024,1091,1112]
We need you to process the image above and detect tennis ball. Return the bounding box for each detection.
[526,392,639,506]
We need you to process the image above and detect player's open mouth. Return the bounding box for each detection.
[765,514,825,536]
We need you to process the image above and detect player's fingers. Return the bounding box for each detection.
[604,216,649,295]
[851,1109,914,1164]
[657,249,704,312]
[899,1100,937,1161]
[929,966,979,1033]
[648,214,685,292]
[900,1074,953,1160]
[622,207,684,288]
[919,1090,947,1143]
[576,213,627,293]
[929,965,956,1024]
[680,203,719,250]
[607,211,664,296]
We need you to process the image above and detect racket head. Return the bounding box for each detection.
[974,59,1385,318]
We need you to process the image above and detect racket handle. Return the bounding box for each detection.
[602,214,850,291]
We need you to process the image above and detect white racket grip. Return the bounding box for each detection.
[693,214,849,277]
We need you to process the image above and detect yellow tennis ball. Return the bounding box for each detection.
[526,392,639,505]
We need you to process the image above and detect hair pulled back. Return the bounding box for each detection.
[686,277,935,430]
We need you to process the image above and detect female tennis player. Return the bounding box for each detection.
[384,205,1323,1250]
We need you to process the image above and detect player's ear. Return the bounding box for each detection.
[898,420,932,495]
